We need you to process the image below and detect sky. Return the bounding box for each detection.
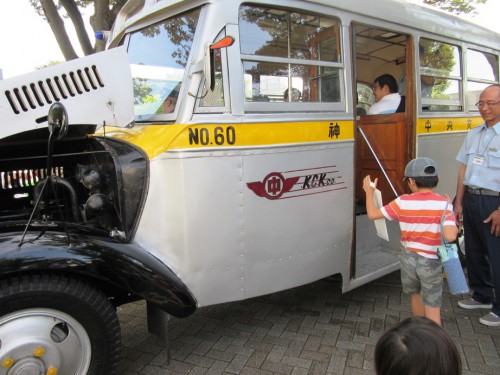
[0,0,91,79]
[0,0,499,80]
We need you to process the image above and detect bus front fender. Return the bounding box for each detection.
[0,232,197,318]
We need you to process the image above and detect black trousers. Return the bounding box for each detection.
[463,190,500,315]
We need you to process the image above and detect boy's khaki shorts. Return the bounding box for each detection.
[400,247,443,307]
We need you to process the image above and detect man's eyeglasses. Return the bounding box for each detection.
[475,100,500,109]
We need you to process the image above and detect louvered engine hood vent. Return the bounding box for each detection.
[0,47,134,140]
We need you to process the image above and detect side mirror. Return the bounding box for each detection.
[47,102,68,141]
[204,36,234,93]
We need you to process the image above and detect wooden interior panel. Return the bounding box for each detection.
[356,113,408,206]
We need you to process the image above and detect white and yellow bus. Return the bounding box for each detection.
[0,0,498,373]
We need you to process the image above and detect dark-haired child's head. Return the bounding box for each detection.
[375,317,462,375]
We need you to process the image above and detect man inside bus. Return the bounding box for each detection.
[161,95,177,114]
[158,84,180,114]
[368,74,402,115]
[284,88,302,102]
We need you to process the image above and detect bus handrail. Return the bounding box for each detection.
[358,126,398,198]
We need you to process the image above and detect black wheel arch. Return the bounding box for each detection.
[0,232,197,318]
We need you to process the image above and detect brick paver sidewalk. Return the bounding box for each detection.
[116,271,500,374]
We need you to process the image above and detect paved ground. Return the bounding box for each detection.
[116,271,500,375]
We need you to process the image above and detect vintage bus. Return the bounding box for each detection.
[0,0,498,373]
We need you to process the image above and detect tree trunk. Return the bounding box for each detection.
[110,0,128,20]
[39,0,78,61]
[60,0,94,56]
[90,0,111,53]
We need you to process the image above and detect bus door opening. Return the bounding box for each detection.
[353,24,414,208]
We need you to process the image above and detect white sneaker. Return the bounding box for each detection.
[458,298,492,310]
[479,312,500,327]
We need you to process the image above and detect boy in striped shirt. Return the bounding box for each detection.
[363,157,458,325]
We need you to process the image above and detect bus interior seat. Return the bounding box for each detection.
[396,95,405,113]
[357,107,367,115]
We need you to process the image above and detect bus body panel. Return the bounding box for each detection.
[242,142,353,303]
[417,132,467,197]
[415,117,484,196]
[134,151,246,306]
[134,140,354,307]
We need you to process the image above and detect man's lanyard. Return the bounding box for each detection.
[473,126,495,166]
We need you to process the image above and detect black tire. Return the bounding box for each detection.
[0,274,121,375]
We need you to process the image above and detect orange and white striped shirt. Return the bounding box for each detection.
[381,192,457,259]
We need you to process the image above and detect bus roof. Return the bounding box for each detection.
[306,0,498,49]
[111,0,499,50]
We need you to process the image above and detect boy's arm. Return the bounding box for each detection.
[362,175,385,220]
[443,224,459,243]
[442,196,459,243]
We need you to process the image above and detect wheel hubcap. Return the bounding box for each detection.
[8,357,45,375]
[0,309,91,375]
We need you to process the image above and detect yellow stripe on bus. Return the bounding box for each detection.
[99,120,354,159]
[417,117,483,134]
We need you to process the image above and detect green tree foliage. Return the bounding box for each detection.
[421,41,456,96]
[423,0,487,14]
[133,78,153,105]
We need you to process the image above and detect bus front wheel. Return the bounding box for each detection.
[0,274,121,375]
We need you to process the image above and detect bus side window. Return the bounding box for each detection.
[419,39,462,112]
[239,4,344,109]
[466,49,499,111]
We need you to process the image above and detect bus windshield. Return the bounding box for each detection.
[127,8,201,121]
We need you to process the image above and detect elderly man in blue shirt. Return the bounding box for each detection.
[455,84,500,326]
